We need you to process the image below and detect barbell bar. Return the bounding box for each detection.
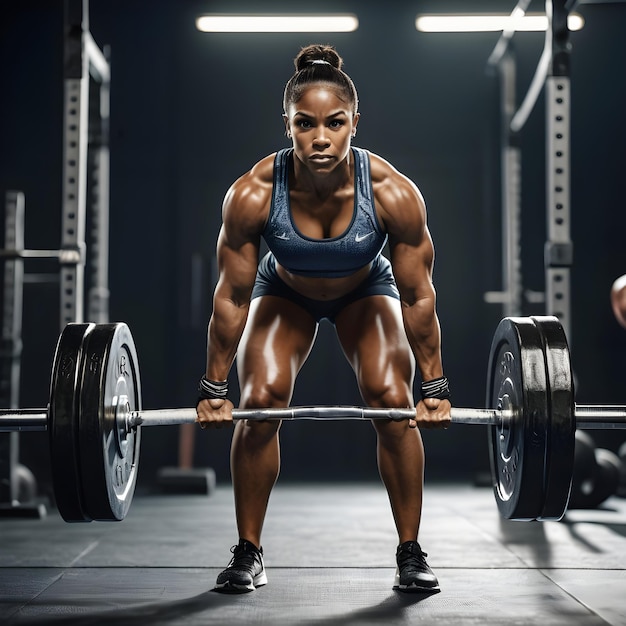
[0,316,624,524]
[3,404,624,433]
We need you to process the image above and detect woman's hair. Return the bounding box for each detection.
[282,44,359,114]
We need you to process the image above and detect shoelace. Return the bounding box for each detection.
[229,544,259,569]
[398,547,428,567]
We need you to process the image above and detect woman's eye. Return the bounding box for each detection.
[297,120,312,129]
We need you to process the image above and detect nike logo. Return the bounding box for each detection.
[276,232,290,241]
[355,232,374,243]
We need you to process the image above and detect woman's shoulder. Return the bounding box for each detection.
[221,152,280,233]
[365,151,424,207]
[360,149,395,179]
[225,153,278,207]
[238,152,278,188]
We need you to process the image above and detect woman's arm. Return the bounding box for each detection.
[372,154,450,427]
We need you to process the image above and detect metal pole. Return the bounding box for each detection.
[486,0,534,68]
[0,192,25,504]
[87,43,110,323]
[484,52,523,316]
[1,192,24,409]
[544,0,573,342]
[61,0,90,327]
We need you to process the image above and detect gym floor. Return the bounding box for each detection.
[0,483,625,625]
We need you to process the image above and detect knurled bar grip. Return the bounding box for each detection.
[132,406,502,426]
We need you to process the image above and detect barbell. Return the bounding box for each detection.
[0,316,624,523]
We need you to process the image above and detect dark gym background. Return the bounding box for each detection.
[1,0,625,496]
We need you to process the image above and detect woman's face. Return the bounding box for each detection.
[283,85,359,175]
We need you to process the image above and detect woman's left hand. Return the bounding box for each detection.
[410,398,451,429]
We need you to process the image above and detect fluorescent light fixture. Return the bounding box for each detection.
[196,14,359,33]
[416,13,585,33]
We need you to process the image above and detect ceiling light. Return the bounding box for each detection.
[196,14,359,33]
[415,13,584,33]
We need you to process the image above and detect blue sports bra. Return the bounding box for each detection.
[263,147,387,278]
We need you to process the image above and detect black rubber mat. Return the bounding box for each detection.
[1,484,625,625]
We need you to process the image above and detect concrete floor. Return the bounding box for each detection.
[0,483,625,625]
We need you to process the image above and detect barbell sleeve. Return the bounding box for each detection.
[574,405,626,429]
[0,409,48,432]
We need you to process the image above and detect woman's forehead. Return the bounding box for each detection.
[288,85,352,114]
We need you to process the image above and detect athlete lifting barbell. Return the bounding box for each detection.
[1,44,625,596]
[195,43,448,594]
[1,316,625,582]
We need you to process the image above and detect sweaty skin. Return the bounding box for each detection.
[197,85,450,548]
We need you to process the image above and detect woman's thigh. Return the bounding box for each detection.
[237,296,318,408]
[334,295,415,407]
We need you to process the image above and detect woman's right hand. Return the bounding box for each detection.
[196,398,235,429]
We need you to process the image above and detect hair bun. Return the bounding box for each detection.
[295,44,343,71]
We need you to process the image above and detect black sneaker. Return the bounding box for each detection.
[214,539,267,593]
[393,541,440,593]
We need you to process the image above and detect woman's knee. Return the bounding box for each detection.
[240,380,292,410]
[235,417,281,445]
[235,382,288,438]
[372,416,423,453]
[360,381,413,411]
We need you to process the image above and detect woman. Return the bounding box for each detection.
[196,44,451,593]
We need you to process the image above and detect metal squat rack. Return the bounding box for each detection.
[484,0,574,343]
[0,0,110,517]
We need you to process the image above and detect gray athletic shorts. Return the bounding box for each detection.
[250,252,400,323]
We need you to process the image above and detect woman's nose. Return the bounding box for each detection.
[312,125,330,147]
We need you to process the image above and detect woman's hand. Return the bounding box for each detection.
[410,398,451,429]
[196,398,235,429]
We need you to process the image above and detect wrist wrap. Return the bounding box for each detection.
[197,376,229,403]
[420,376,451,400]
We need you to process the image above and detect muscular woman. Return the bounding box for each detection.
[196,44,451,594]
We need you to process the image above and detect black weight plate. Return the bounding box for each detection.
[49,323,95,522]
[486,317,549,521]
[531,316,575,521]
[78,323,142,521]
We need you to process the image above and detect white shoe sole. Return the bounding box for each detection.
[393,568,440,593]
[214,570,268,593]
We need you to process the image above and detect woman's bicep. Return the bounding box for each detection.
[390,231,435,306]
[215,224,260,305]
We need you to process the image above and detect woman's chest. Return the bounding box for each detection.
[289,191,356,240]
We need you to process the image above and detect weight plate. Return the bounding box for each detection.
[531,316,575,521]
[49,323,95,522]
[486,317,549,521]
[78,323,142,521]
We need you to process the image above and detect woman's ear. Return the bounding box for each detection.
[283,114,291,138]
[351,112,361,137]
